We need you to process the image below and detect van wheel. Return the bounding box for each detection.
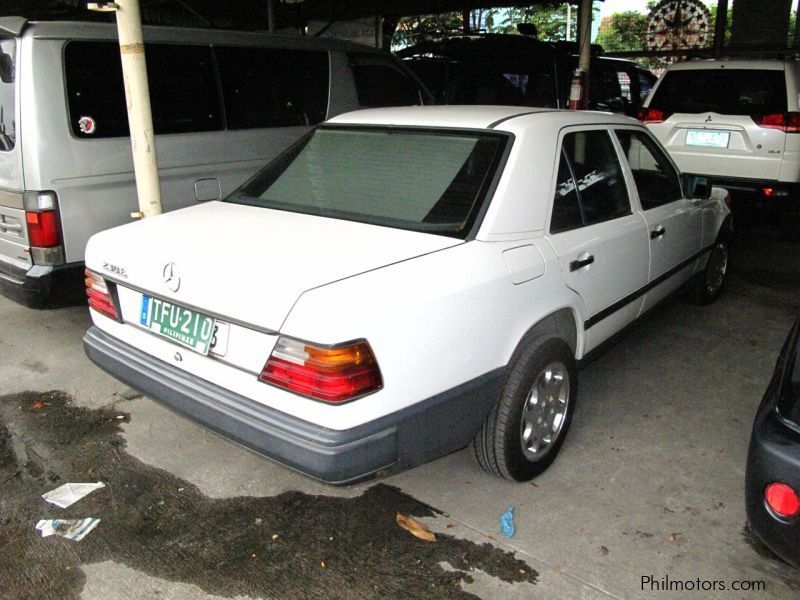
[691,235,729,305]
[473,336,577,481]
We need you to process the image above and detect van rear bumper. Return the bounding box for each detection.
[0,260,84,308]
[83,326,503,485]
[689,174,800,200]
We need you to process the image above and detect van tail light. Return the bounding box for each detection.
[260,337,382,403]
[24,191,64,265]
[764,482,800,518]
[752,112,800,133]
[85,269,119,321]
[638,107,668,124]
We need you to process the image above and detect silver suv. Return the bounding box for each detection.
[641,58,800,202]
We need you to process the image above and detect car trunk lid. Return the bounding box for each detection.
[85,201,462,333]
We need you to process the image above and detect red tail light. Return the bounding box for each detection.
[26,210,60,247]
[260,337,382,403]
[85,269,119,320]
[638,107,668,124]
[752,112,800,133]
[764,482,800,518]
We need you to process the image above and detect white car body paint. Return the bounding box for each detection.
[84,106,730,481]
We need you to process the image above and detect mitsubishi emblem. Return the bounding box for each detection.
[162,262,181,292]
[705,115,713,122]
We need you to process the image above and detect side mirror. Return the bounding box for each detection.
[685,174,712,199]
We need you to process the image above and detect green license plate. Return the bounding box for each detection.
[140,295,215,355]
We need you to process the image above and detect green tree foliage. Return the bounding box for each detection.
[595,11,648,52]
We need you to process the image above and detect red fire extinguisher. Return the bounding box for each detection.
[568,68,586,111]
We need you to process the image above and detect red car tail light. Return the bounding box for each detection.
[26,210,60,247]
[260,337,382,403]
[764,482,800,518]
[23,191,64,266]
[638,107,668,124]
[752,112,800,133]
[85,269,119,321]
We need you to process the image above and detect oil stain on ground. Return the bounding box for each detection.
[0,391,537,600]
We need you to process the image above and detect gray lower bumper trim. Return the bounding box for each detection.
[84,326,504,485]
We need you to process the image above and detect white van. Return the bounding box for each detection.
[0,17,430,307]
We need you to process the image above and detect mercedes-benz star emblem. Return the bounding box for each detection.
[162,262,181,292]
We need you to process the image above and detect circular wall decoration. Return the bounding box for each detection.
[646,0,711,56]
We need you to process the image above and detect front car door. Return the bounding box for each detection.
[546,128,650,352]
[613,128,703,311]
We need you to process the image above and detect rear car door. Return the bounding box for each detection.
[546,128,649,351]
[614,128,702,310]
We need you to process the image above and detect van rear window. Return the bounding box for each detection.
[65,41,222,138]
[649,69,787,116]
[0,38,16,151]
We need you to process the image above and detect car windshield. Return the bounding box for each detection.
[649,69,787,116]
[227,126,507,238]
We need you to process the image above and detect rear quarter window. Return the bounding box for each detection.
[649,68,787,116]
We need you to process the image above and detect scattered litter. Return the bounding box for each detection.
[42,482,105,509]
[668,532,680,543]
[35,518,100,541]
[32,401,46,410]
[321,561,326,568]
[396,512,436,542]
[271,533,279,540]
[254,517,263,525]
[115,415,125,420]
[500,506,516,539]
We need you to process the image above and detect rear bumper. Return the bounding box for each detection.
[745,402,800,568]
[0,260,84,308]
[689,174,800,200]
[83,326,503,485]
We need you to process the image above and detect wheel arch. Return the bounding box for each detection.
[515,307,581,362]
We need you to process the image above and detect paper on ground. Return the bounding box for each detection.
[36,518,101,541]
[42,482,105,508]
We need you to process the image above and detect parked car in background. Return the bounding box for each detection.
[746,316,800,568]
[397,34,656,117]
[0,17,430,308]
[83,106,731,484]
[640,58,800,206]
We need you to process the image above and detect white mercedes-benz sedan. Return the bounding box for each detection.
[83,106,731,484]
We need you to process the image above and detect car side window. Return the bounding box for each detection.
[556,130,631,228]
[615,129,683,209]
[550,149,583,233]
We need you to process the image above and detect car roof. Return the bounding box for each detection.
[13,18,381,52]
[328,105,639,131]
[666,58,791,71]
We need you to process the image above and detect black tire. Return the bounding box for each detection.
[473,335,577,481]
[690,234,729,305]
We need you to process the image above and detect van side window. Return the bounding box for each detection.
[0,38,16,151]
[65,41,222,138]
[215,47,329,128]
[348,53,421,107]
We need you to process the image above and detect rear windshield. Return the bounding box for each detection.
[649,69,787,115]
[228,127,507,238]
